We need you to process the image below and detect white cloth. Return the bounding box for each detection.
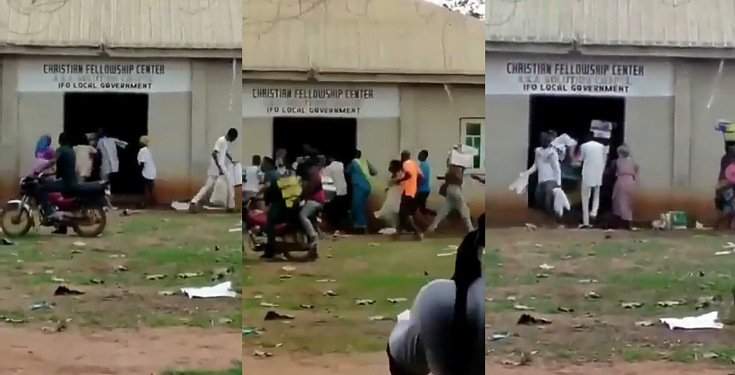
[551,133,577,162]
[193,175,235,209]
[243,165,262,193]
[210,175,230,206]
[207,136,230,177]
[660,311,724,330]
[229,162,242,186]
[324,161,348,196]
[181,281,237,299]
[136,146,157,180]
[535,147,561,185]
[98,137,127,175]
[552,187,571,217]
[74,145,96,178]
[509,172,530,195]
[375,183,403,228]
[580,141,607,187]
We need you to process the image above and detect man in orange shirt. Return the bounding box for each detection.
[398,150,423,240]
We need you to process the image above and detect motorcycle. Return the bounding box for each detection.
[243,196,320,262]
[0,174,109,238]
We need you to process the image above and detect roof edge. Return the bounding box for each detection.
[486,41,735,59]
[243,71,483,85]
[0,45,241,59]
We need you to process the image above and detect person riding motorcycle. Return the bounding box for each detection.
[260,157,302,260]
[38,132,79,226]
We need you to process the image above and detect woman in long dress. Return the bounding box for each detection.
[611,144,639,230]
[375,160,404,229]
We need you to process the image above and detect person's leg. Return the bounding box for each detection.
[398,195,410,233]
[581,185,591,226]
[299,200,320,245]
[428,195,452,233]
[405,197,422,238]
[452,186,474,233]
[263,205,281,259]
[591,186,601,219]
[191,176,217,205]
[543,182,555,217]
[352,187,368,232]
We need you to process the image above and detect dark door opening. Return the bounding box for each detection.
[64,93,149,195]
[528,95,625,222]
[273,117,357,165]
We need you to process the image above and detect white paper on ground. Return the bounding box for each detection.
[660,311,724,330]
[171,201,189,211]
[181,281,237,299]
[378,227,397,235]
[397,309,411,321]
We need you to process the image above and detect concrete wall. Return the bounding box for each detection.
[0,56,241,203]
[241,81,486,225]
[486,52,735,225]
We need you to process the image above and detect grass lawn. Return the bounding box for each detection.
[164,364,242,375]
[0,211,242,330]
[243,235,469,354]
[486,228,735,366]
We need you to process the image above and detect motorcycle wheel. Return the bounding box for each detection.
[283,232,318,262]
[72,207,107,238]
[0,202,32,237]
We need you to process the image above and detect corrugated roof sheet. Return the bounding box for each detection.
[487,0,735,48]
[0,0,241,52]
[243,0,484,75]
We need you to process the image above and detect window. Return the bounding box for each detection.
[460,118,484,171]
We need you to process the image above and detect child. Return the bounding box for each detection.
[137,135,157,208]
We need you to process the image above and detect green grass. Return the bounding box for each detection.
[243,236,468,354]
[0,211,241,330]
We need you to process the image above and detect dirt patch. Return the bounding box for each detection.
[0,326,239,374]
[244,352,730,375]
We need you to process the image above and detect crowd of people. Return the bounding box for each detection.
[513,121,640,230]
[240,144,484,260]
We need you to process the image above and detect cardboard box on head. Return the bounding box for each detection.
[590,120,613,140]
[449,144,478,168]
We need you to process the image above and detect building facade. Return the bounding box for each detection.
[0,0,241,202]
[486,0,735,225]
[243,0,486,220]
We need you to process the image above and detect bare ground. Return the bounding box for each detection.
[0,326,240,374]
[245,353,733,375]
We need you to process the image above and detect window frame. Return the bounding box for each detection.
[459,117,485,174]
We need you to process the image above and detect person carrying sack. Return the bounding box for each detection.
[190,128,238,212]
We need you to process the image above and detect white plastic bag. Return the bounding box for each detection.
[552,187,571,217]
[509,172,529,195]
[230,162,242,186]
[209,175,229,206]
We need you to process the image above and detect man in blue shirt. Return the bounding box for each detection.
[416,150,435,216]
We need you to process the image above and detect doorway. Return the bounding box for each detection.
[273,117,357,164]
[527,95,625,221]
[64,93,149,195]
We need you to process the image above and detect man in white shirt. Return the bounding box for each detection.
[579,133,608,228]
[526,132,561,217]
[136,135,156,208]
[96,128,128,183]
[323,156,348,230]
[190,128,238,211]
[243,155,263,203]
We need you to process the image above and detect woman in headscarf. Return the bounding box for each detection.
[30,134,55,175]
[611,144,639,230]
[387,214,485,375]
[346,149,377,234]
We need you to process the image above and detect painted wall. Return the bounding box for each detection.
[486,52,735,225]
[0,56,241,203]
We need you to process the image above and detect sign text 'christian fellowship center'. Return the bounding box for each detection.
[486,57,674,97]
[242,84,400,118]
[18,58,192,93]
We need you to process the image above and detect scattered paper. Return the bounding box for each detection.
[621,302,644,309]
[660,311,724,330]
[171,201,190,212]
[355,299,376,306]
[517,314,551,325]
[635,320,655,327]
[513,304,534,311]
[228,227,241,233]
[715,251,732,256]
[657,300,685,307]
[180,281,237,299]
[281,266,296,273]
[539,264,555,271]
[387,298,408,304]
[437,251,457,257]
[72,241,86,248]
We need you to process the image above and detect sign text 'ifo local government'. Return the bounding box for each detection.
[18,58,191,93]
[486,58,673,97]
[242,84,399,118]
